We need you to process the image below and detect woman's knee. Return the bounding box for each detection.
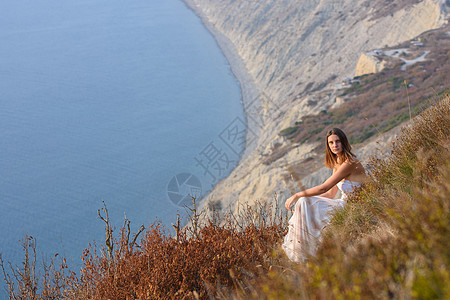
[295,197,308,210]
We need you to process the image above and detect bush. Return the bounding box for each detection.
[1,199,287,299]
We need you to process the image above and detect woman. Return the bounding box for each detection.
[282,128,366,262]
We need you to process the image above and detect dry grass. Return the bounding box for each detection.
[1,199,287,299]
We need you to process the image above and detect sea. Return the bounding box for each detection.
[0,0,244,288]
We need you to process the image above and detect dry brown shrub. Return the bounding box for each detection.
[2,199,286,299]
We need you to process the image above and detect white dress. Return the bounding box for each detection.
[282,180,361,262]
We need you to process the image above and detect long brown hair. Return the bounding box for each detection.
[325,128,355,169]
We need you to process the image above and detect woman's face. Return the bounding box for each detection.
[327,134,342,155]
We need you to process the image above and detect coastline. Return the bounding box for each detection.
[181,0,262,161]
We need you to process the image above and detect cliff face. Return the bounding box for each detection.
[189,0,445,105]
[355,52,386,77]
[183,0,448,216]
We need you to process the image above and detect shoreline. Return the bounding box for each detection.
[181,0,262,162]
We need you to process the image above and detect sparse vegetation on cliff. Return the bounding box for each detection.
[272,25,449,166]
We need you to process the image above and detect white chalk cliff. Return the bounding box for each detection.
[182,0,449,217]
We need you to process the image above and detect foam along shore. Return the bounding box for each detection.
[181,0,262,161]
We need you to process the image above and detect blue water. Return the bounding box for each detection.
[0,0,243,284]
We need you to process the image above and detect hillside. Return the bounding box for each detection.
[270,24,450,172]
[182,0,449,218]
[254,94,450,299]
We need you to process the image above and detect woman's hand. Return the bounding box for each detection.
[285,194,299,210]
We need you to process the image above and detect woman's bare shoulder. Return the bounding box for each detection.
[347,157,366,181]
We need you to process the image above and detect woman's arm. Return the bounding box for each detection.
[285,161,354,210]
[319,168,338,199]
[319,185,338,199]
